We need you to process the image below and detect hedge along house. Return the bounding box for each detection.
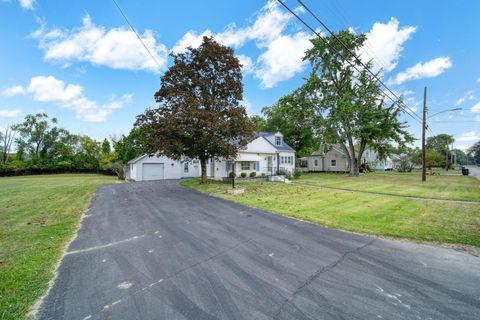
[126,132,296,181]
[206,132,296,180]
[300,144,349,172]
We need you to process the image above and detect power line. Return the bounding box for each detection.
[276,0,421,124]
[293,0,423,123]
[111,0,162,71]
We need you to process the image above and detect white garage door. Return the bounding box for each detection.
[142,163,164,180]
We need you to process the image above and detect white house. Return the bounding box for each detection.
[361,149,395,171]
[206,132,296,180]
[126,131,296,181]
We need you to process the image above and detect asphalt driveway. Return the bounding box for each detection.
[37,180,480,320]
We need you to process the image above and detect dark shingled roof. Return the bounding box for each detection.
[257,131,295,152]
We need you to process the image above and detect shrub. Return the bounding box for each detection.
[249,171,256,177]
[228,171,235,178]
[240,172,247,178]
[261,173,265,177]
[108,161,126,179]
[293,168,302,179]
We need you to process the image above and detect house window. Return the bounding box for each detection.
[275,136,281,146]
[241,161,250,170]
[301,159,308,168]
[287,156,291,164]
[314,159,318,166]
[331,159,337,167]
[184,162,189,173]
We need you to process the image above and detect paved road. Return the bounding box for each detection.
[466,165,480,181]
[37,181,480,320]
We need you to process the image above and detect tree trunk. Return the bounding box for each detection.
[200,158,208,184]
[350,157,360,176]
[445,148,449,171]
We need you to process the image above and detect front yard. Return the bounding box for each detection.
[298,170,480,201]
[0,174,117,320]
[182,171,480,247]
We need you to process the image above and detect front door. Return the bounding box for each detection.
[267,156,272,173]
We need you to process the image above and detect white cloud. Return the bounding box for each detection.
[359,17,416,73]
[255,32,311,88]
[389,57,452,85]
[471,101,480,113]
[10,76,131,122]
[0,108,22,118]
[237,54,254,74]
[171,0,311,88]
[19,0,34,10]
[170,30,213,54]
[456,131,480,142]
[455,91,475,106]
[2,85,26,97]
[32,15,168,73]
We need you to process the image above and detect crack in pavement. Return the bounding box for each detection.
[273,239,376,320]
[80,237,253,320]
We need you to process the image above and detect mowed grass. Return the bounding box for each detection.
[298,170,480,201]
[0,174,117,320]
[182,177,480,247]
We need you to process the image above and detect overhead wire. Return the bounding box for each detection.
[294,0,423,124]
[111,0,162,71]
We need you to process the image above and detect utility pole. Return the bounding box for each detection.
[421,86,427,182]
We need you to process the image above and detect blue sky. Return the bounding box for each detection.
[1,0,479,150]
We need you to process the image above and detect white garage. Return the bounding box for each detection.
[126,154,200,181]
[142,163,164,181]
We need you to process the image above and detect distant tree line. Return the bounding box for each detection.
[0,113,144,178]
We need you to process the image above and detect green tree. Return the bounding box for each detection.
[101,138,111,154]
[136,37,255,183]
[14,113,65,168]
[411,150,445,168]
[451,148,468,166]
[426,134,455,170]
[283,31,413,175]
[262,87,321,157]
[467,141,480,165]
[1,125,16,164]
[112,128,145,164]
[74,136,101,170]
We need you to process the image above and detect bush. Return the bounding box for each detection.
[228,171,235,178]
[107,161,126,179]
[261,173,265,177]
[249,171,256,177]
[240,172,247,178]
[293,168,302,179]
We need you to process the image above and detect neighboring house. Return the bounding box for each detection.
[126,131,295,181]
[301,144,349,172]
[126,155,200,181]
[361,149,395,171]
[206,131,296,180]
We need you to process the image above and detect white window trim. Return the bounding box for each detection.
[241,161,250,170]
[331,159,337,167]
[275,136,281,146]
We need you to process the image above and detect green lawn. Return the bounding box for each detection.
[297,170,480,201]
[182,176,480,247]
[0,174,117,320]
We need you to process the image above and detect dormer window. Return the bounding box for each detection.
[275,136,281,146]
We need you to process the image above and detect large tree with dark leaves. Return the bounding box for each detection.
[136,37,255,183]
